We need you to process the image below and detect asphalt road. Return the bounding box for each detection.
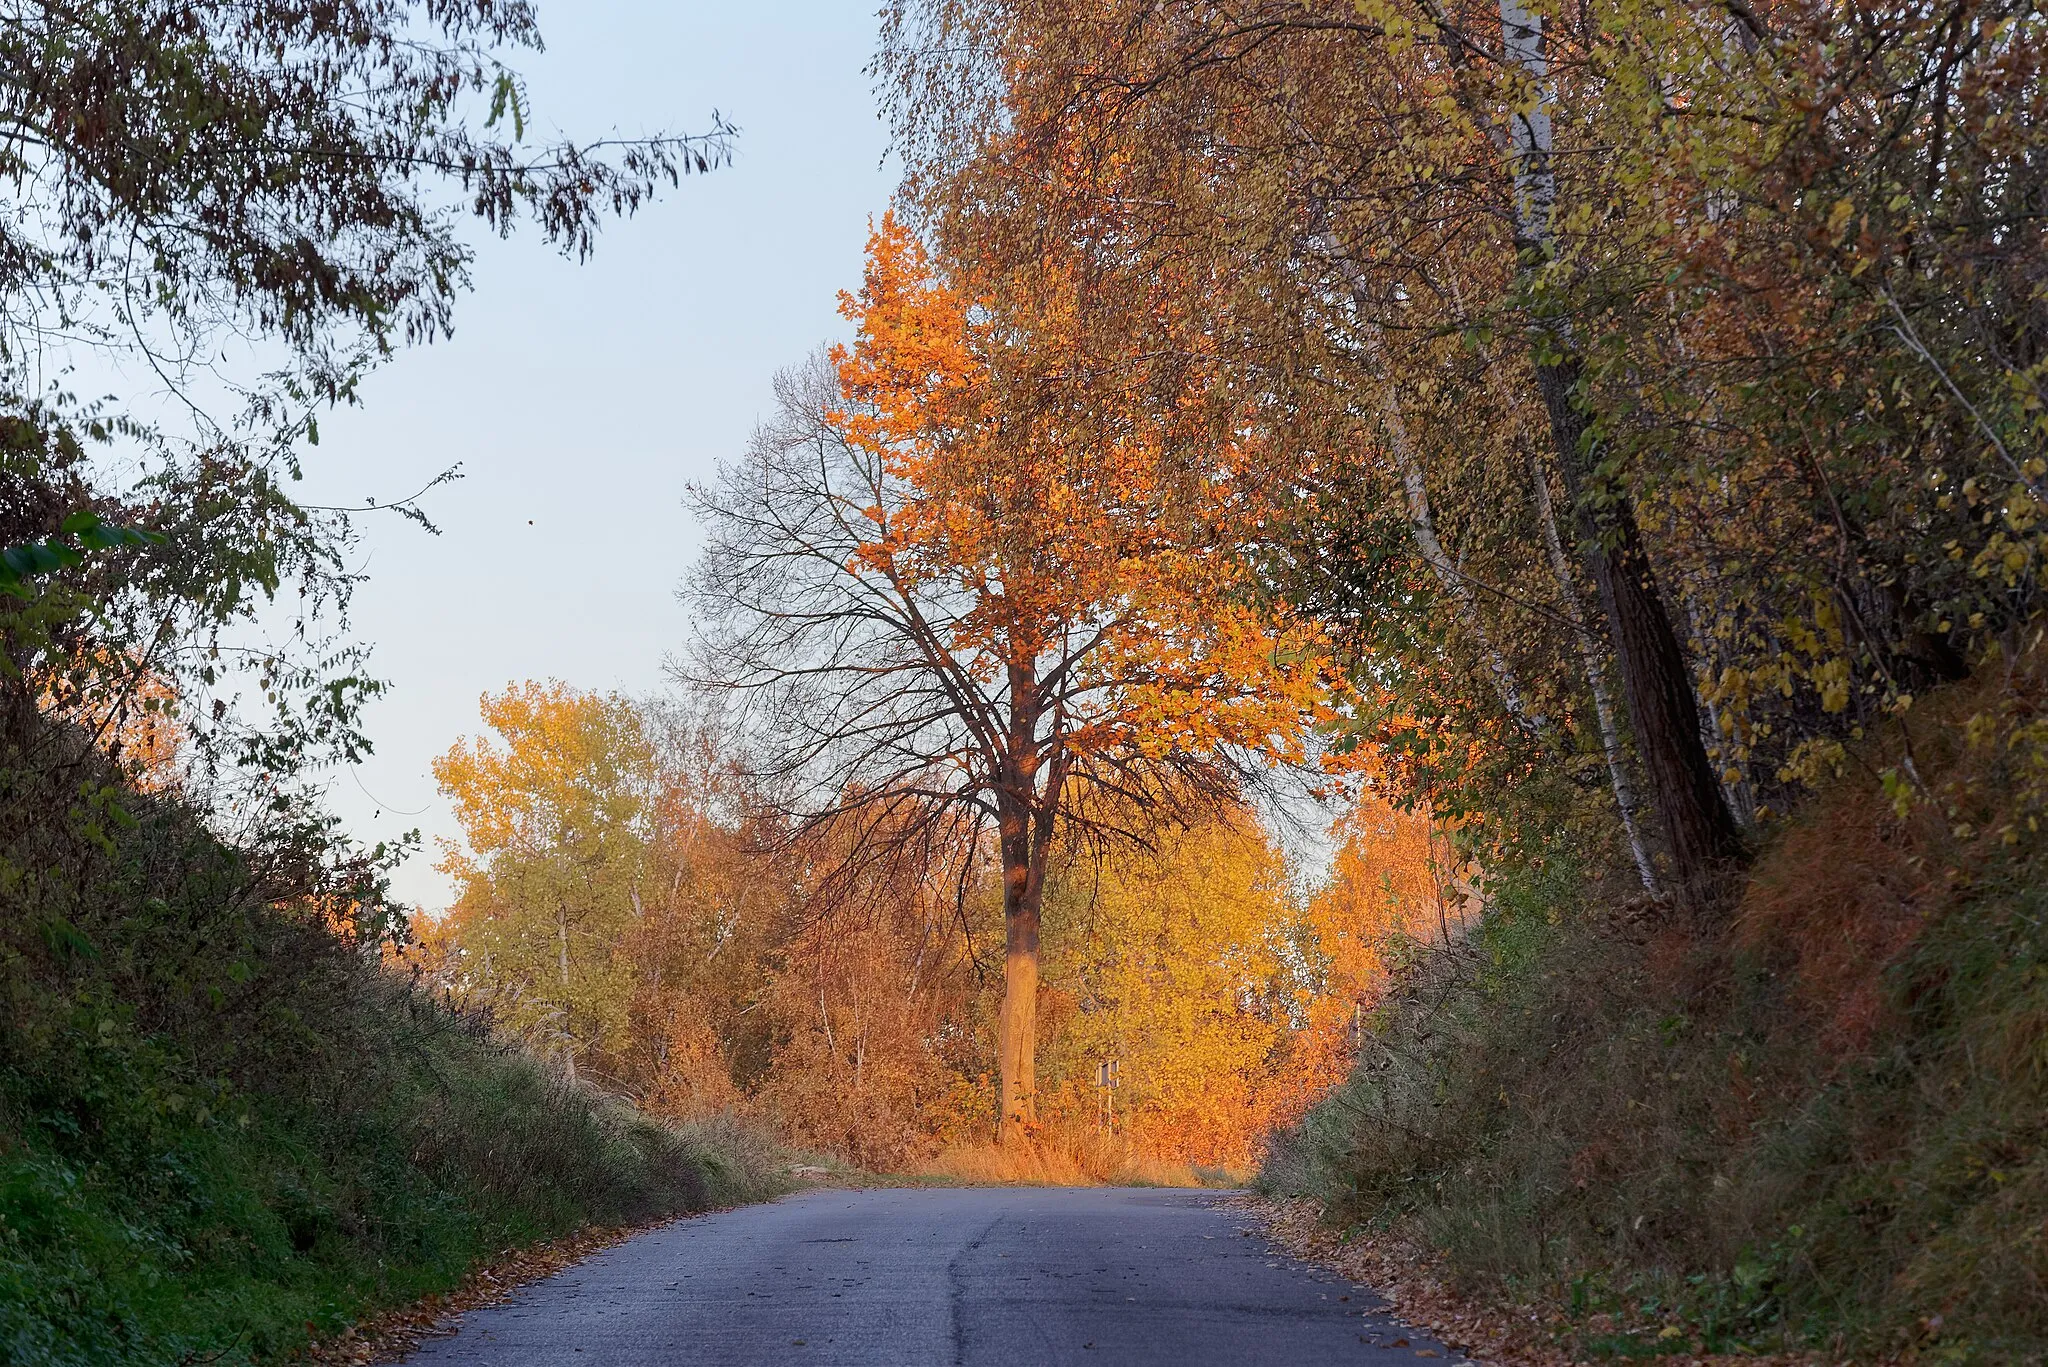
[398,1186,1466,1366]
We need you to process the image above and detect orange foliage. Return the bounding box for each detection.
[421,684,1437,1177]
[754,909,984,1169]
[40,649,182,789]
[1266,789,1451,1129]
[829,211,1334,772]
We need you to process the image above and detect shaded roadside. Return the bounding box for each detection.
[304,1162,835,1365]
[1239,1197,1834,1367]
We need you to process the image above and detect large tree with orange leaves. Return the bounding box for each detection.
[686,214,1330,1142]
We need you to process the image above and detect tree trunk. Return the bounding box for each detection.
[996,659,1046,1146]
[1385,376,1545,732]
[1318,249,1545,735]
[1500,0,1743,901]
[996,811,1040,1144]
[1528,448,1660,894]
[998,887,1040,1144]
[1531,354,1745,894]
[557,900,577,1085]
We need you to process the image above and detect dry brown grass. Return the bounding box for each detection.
[924,1120,1247,1187]
[1241,1196,1838,1367]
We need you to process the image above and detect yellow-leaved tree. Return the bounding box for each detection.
[1265,791,1451,1125]
[430,682,655,1082]
[1036,808,1297,1172]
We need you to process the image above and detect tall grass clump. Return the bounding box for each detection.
[925,1116,1246,1188]
[0,720,788,1367]
[1265,646,2048,1363]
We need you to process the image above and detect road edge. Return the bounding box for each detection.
[1234,1196,1849,1367]
[301,1182,825,1365]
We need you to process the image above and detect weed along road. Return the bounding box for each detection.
[399,1187,1463,1366]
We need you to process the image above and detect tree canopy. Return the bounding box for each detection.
[685,213,1332,1139]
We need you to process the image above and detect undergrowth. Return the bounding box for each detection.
[1264,644,2048,1364]
[926,1122,1244,1188]
[0,726,789,1367]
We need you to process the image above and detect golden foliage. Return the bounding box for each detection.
[1269,792,1455,1129]
[427,681,1451,1174]
[429,682,653,1074]
[1035,811,1296,1171]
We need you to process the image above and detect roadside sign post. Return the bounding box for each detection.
[1095,1059,1120,1138]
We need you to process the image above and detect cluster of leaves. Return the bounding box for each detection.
[1,514,163,599]
[0,0,729,884]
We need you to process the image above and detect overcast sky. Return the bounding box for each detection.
[293,3,897,911]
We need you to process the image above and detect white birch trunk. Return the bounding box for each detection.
[1316,232,1545,734]
[1382,381,1545,732]
[1499,0,1669,895]
[1500,0,1558,251]
[1529,450,1661,893]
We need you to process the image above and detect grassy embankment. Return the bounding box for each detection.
[1266,646,2048,1362]
[0,734,788,1367]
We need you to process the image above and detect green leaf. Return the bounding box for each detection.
[77,522,165,551]
[39,917,100,961]
[3,542,80,575]
[61,510,102,535]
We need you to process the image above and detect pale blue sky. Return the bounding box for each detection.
[297,3,897,910]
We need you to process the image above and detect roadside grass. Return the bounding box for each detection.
[926,1122,1248,1188]
[1263,648,2048,1363]
[0,974,793,1367]
[0,733,789,1367]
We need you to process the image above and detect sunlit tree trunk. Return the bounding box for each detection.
[995,827,1043,1143]
[996,866,1040,1143]
[996,667,1043,1144]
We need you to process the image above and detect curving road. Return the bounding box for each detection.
[398,1186,1466,1366]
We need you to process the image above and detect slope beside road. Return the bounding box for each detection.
[396,1186,1466,1366]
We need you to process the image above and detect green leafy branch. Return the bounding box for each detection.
[0,512,166,599]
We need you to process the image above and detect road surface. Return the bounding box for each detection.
[399,1186,1465,1366]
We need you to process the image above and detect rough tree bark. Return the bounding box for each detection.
[1499,0,1745,897]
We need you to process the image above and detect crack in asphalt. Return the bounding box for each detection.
[946,1210,1006,1366]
